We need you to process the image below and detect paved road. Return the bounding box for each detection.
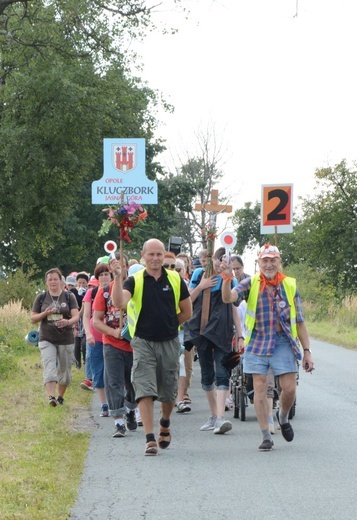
[70,339,357,520]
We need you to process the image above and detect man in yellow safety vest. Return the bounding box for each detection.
[220,243,314,451]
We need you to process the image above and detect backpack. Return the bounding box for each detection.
[38,290,72,309]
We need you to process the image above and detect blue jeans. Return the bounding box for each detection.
[197,338,230,391]
[86,341,104,388]
[103,344,136,417]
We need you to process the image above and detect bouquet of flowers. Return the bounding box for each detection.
[102,201,148,242]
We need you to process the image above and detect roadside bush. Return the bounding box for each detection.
[0,269,42,310]
[284,263,337,321]
[0,300,34,355]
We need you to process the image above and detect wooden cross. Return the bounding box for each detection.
[195,190,232,332]
[195,189,232,215]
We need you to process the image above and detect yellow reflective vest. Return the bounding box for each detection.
[126,269,181,338]
[245,274,297,344]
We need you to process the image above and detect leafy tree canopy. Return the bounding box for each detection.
[0,0,185,275]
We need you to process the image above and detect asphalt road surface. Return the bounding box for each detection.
[70,338,357,520]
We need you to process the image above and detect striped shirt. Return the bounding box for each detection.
[234,277,304,359]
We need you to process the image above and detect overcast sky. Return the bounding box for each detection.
[133,1,356,195]
[131,0,357,262]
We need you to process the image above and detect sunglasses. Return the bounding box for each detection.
[163,263,176,270]
[175,267,182,272]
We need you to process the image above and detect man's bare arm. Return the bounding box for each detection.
[177,296,192,325]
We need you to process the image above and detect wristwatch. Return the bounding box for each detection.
[303,348,312,354]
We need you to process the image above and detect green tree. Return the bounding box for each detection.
[231,201,261,253]
[0,1,180,274]
[291,160,357,293]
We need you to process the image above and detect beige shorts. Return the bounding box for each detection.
[131,336,180,403]
[39,340,74,386]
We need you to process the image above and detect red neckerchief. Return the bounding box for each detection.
[259,271,286,293]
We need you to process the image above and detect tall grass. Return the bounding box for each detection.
[1,299,30,328]
[303,295,357,328]
[339,296,357,328]
[0,300,93,519]
[303,296,357,349]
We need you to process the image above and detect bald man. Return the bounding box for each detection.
[111,239,192,456]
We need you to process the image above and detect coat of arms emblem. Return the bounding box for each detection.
[112,144,136,173]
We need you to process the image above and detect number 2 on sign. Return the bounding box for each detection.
[263,186,292,226]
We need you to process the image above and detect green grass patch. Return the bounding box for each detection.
[0,351,93,520]
[305,319,357,350]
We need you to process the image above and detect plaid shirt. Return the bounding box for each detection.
[234,277,304,360]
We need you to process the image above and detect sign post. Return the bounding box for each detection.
[261,184,293,238]
[92,138,158,205]
[219,231,237,264]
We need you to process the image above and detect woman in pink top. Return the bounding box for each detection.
[82,264,112,417]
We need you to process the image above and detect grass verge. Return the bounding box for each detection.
[0,350,94,520]
[306,320,357,350]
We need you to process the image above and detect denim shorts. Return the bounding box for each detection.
[243,333,298,376]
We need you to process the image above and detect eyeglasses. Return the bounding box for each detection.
[163,263,176,270]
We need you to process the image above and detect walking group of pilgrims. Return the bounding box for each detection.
[31,238,314,455]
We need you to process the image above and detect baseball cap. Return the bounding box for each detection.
[258,244,281,259]
[96,255,110,264]
[65,275,77,286]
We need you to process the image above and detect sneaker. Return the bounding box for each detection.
[80,379,93,391]
[259,439,274,451]
[100,403,109,417]
[213,417,232,434]
[200,415,217,431]
[48,396,57,407]
[57,396,64,406]
[135,408,143,426]
[276,410,294,442]
[176,401,191,413]
[126,410,138,431]
[112,423,126,437]
[225,396,233,411]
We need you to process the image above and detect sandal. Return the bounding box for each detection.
[158,422,171,449]
[183,393,191,404]
[144,441,158,456]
